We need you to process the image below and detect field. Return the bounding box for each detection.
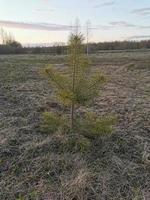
[0,51,150,200]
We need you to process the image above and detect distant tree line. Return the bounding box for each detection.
[0,40,150,55]
[0,45,68,54]
[89,40,150,52]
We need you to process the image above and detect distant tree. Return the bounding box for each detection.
[0,28,22,48]
[8,41,22,48]
[85,20,91,55]
[0,28,14,44]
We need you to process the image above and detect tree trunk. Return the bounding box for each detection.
[70,48,76,130]
[71,101,74,130]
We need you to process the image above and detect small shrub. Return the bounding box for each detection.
[77,112,117,139]
[44,32,106,130]
[77,136,91,152]
[64,134,91,153]
[40,112,68,134]
[41,31,117,152]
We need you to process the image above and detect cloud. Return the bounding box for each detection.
[109,21,136,28]
[0,20,71,31]
[0,20,112,32]
[92,25,112,30]
[94,1,115,8]
[127,35,150,40]
[131,7,150,16]
[0,20,150,33]
[109,21,150,29]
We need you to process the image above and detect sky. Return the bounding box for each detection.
[0,0,150,45]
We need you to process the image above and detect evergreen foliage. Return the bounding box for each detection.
[40,112,67,134]
[44,33,105,129]
[41,32,116,143]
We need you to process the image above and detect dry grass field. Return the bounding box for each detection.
[0,51,150,199]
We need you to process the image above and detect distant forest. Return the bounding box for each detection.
[0,40,150,54]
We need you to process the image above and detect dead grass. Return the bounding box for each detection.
[0,51,150,199]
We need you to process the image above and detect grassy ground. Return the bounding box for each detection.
[0,52,150,200]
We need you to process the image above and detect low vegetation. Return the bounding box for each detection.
[0,49,150,199]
